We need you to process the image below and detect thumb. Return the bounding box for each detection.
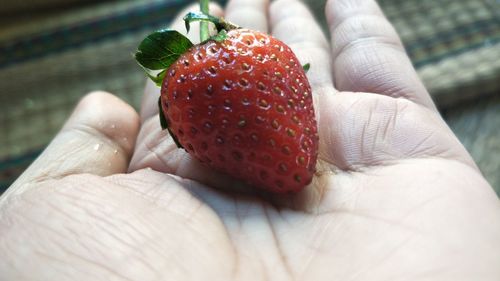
[4,92,140,196]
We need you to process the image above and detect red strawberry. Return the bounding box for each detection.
[135,13,318,193]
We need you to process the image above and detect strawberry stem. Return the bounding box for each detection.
[200,0,210,42]
[184,12,240,34]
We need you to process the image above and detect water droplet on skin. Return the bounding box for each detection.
[93,143,101,151]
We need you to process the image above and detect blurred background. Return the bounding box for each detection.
[0,0,499,195]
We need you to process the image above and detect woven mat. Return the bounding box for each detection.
[380,0,500,106]
[1,0,499,193]
[0,0,208,189]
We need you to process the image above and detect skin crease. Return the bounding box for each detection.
[1,0,499,280]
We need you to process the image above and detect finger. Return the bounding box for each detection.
[270,0,334,93]
[225,0,269,32]
[326,0,436,110]
[139,79,160,124]
[317,92,476,171]
[5,92,140,196]
[139,3,224,124]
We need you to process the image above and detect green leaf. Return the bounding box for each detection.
[145,69,166,87]
[135,29,193,71]
[158,97,184,149]
[168,127,184,149]
[302,63,311,73]
[158,97,168,130]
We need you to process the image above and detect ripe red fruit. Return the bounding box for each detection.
[158,29,318,193]
[135,9,319,193]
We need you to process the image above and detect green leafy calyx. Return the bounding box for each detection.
[210,30,228,42]
[158,97,168,130]
[158,97,183,147]
[183,12,240,35]
[134,29,193,85]
[302,63,311,73]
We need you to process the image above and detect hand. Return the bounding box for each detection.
[1,0,499,280]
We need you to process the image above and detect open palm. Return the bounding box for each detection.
[1,0,499,280]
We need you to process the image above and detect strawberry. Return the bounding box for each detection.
[135,7,318,193]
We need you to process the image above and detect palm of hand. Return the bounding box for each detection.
[2,0,499,280]
[123,91,492,281]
